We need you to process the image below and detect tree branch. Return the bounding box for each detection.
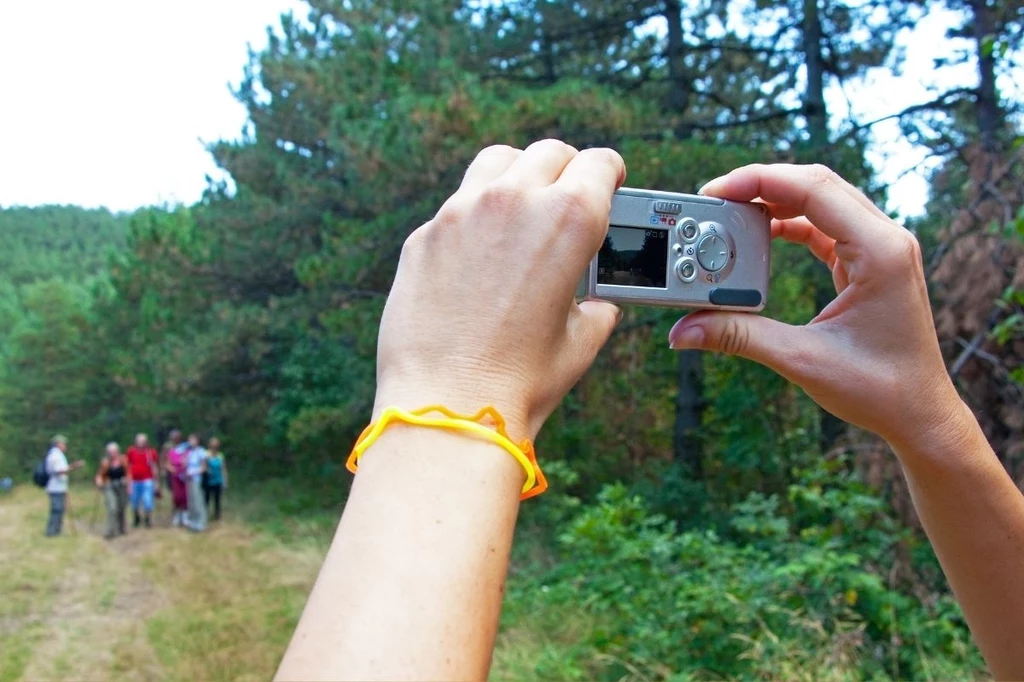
[926,146,1024,278]
[680,106,806,133]
[843,88,976,139]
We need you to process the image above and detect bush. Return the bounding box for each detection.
[501,460,985,681]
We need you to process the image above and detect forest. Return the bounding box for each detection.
[1,0,1022,678]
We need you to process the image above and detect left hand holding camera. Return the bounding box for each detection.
[669,162,1024,679]
[668,163,962,452]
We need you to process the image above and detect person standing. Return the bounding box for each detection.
[44,435,84,537]
[183,434,208,532]
[125,433,158,528]
[204,437,228,522]
[95,442,130,539]
[159,430,179,498]
[165,430,190,527]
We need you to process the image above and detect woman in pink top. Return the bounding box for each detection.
[164,430,189,526]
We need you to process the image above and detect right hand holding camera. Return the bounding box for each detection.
[668,164,965,451]
[374,140,626,440]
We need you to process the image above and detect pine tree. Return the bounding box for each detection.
[920,0,1024,469]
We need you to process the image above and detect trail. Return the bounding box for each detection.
[0,485,325,682]
[2,483,552,681]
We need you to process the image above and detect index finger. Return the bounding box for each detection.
[699,164,888,245]
[550,147,627,255]
[554,146,626,194]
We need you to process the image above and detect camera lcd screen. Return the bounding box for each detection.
[597,225,668,288]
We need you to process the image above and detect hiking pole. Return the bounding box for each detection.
[89,487,101,533]
[65,490,77,536]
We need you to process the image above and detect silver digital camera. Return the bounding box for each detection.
[579,187,771,311]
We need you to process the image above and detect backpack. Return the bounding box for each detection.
[32,453,50,488]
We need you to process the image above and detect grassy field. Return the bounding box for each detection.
[0,483,559,682]
[0,483,329,682]
[0,483,985,681]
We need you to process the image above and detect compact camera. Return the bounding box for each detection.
[579,187,771,311]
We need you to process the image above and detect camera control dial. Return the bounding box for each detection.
[697,234,729,272]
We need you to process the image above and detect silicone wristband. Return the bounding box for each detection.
[346,405,548,500]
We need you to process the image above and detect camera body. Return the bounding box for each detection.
[579,187,771,311]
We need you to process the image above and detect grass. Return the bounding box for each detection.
[0,483,326,682]
[0,481,561,681]
[0,482,989,681]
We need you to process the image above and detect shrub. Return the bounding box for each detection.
[502,460,985,681]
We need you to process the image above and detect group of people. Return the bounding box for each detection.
[44,430,228,539]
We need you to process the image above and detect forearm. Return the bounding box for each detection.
[893,398,1024,679]
[275,424,524,682]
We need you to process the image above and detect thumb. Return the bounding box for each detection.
[571,299,622,362]
[668,310,814,381]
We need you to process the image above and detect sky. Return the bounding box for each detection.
[0,2,1010,217]
[0,1,303,211]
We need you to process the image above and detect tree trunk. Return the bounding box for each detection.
[673,350,704,478]
[802,0,828,149]
[664,0,704,477]
[542,36,557,85]
[802,0,846,452]
[664,0,690,114]
[968,0,1002,153]
[538,3,558,85]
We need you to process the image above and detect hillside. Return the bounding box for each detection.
[0,206,132,473]
[0,205,129,288]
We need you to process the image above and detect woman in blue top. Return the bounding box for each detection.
[204,437,228,521]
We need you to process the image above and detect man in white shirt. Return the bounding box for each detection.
[44,435,84,537]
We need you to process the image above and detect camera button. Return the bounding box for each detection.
[676,218,699,243]
[697,234,729,272]
[654,200,683,215]
[709,288,762,308]
[675,258,698,283]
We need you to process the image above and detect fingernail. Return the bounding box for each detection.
[669,325,705,350]
[697,176,724,196]
[615,306,624,324]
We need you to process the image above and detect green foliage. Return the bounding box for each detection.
[504,460,985,681]
[0,278,120,472]
[0,205,128,288]
[992,207,1024,384]
[0,206,130,457]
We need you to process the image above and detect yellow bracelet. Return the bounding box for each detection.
[346,405,548,500]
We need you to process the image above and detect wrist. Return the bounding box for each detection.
[885,387,982,469]
[354,419,528,498]
[373,378,532,442]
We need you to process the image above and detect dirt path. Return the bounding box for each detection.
[0,486,325,682]
[1,488,168,681]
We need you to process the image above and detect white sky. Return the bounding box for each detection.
[0,1,303,211]
[0,2,1010,218]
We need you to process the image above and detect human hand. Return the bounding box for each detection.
[375,140,626,439]
[668,164,961,450]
